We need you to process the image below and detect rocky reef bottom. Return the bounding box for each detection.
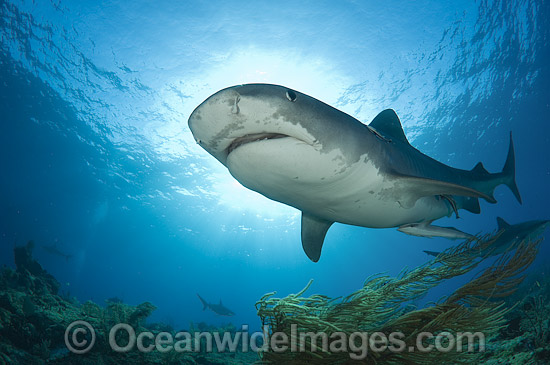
[0,241,257,364]
[0,240,549,364]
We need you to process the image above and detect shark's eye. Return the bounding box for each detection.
[286,90,297,102]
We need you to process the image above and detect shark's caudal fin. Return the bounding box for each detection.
[502,132,522,204]
[197,294,208,310]
[470,132,521,204]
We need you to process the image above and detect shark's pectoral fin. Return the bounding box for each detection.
[393,175,496,209]
[301,212,333,262]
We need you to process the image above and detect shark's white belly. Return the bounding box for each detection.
[226,138,452,228]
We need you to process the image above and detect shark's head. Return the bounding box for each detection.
[497,217,550,243]
[188,84,370,207]
[525,220,550,241]
[189,84,319,165]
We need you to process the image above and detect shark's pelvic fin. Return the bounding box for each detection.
[301,212,333,262]
[369,109,409,144]
[455,196,481,214]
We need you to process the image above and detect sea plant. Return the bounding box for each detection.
[256,233,540,364]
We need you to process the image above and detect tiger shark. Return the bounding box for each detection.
[188,84,521,262]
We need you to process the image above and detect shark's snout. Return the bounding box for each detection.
[187,87,252,164]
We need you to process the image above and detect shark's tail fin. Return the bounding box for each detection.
[197,294,208,310]
[473,132,522,204]
[501,132,522,204]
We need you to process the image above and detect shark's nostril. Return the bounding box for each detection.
[231,95,240,114]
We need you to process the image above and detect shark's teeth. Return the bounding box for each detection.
[228,133,287,154]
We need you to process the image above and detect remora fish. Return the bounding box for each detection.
[197,294,235,316]
[398,220,475,240]
[188,84,521,262]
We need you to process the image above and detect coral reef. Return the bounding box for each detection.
[2,233,548,364]
[256,233,546,364]
[0,241,256,364]
[479,267,550,364]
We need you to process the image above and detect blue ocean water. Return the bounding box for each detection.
[1,0,549,336]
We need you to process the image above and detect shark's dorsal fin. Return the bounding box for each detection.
[471,162,489,176]
[496,217,510,230]
[301,212,333,262]
[369,109,409,144]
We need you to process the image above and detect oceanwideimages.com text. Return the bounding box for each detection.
[65,321,485,360]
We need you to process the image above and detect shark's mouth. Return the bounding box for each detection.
[227,133,289,155]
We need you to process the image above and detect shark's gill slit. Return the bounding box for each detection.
[227,133,288,154]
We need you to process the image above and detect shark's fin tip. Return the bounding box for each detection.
[496,217,510,230]
[503,132,522,204]
[301,212,333,263]
[369,109,409,144]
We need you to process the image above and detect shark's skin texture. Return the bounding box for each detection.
[188,84,521,262]
[196,294,235,316]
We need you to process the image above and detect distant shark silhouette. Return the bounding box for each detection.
[423,250,442,257]
[189,84,521,262]
[478,217,550,257]
[423,217,549,258]
[197,294,235,316]
[42,244,72,261]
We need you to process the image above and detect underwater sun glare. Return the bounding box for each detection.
[211,167,297,218]
[174,48,352,215]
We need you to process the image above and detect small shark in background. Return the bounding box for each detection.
[422,217,549,258]
[197,294,235,316]
[188,84,521,262]
[478,217,550,257]
[42,244,72,261]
